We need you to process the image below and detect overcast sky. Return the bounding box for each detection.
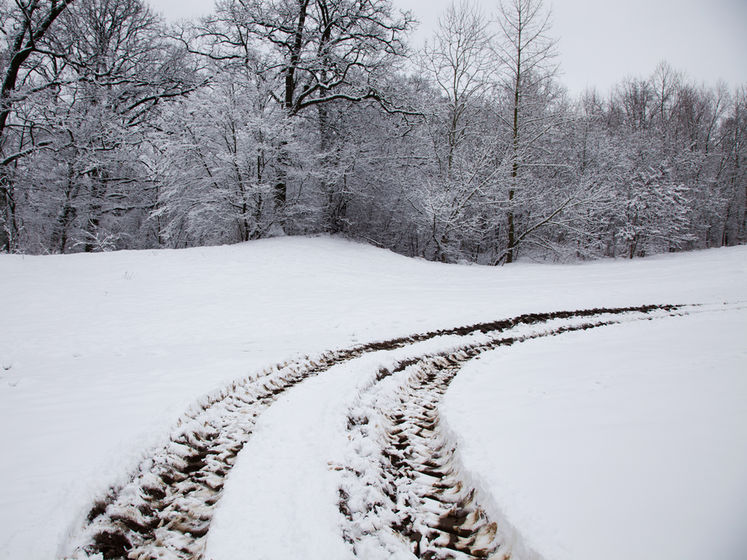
[147,0,747,95]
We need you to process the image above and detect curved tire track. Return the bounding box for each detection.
[68,304,685,559]
[340,305,692,559]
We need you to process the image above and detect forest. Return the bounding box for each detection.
[0,0,744,263]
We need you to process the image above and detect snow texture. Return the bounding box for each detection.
[443,307,747,560]
[0,237,745,559]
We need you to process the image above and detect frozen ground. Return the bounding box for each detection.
[444,308,747,560]
[0,237,744,559]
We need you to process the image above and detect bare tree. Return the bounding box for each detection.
[0,0,75,251]
[410,1,495,260]
[493,0,560,263]
[420,1,492,172]
[188,0,414,214]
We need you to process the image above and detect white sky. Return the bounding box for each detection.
[148,0,747,96]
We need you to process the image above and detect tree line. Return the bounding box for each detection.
[1,0,744,262]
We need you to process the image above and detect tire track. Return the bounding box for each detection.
[67,304,684,559]
[340,305,692,559]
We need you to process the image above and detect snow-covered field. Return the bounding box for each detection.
[444,308,747,560]
[0,237,745,559]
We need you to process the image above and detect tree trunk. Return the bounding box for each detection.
[506,188,515,263]
[505,6,522,265]
[273,0,310,214]
[50,166,80,253]
[0,174,17,252]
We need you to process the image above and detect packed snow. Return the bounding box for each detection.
[0,236,745,559]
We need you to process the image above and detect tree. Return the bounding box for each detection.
[0,0,76,251]
[492,0,562,263]
[49,0,199,251]
[154,64,294,246]
[189,0,414,220]
[420,1,492,173]
[414,1,497,261]
[718,86,746,245]
[5,0,200,253]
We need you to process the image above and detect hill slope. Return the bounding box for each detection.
[0,237,745,559]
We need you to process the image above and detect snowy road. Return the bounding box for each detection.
[205,351,365,560]
[205,338,474,560]
[65,304,709,559]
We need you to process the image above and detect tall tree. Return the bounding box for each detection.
[189,0,413,219]
[493,0,561,263]
[9,0,199,252]
[719,86,746,245]
[420,0,492,172]
[0,0,76,251]
[415,1,497,261]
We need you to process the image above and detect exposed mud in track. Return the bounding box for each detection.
[67,304,686,559]
[339,306,693,559]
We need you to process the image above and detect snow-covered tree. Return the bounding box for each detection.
[187,0,414,222]
[492,0,564,263]
[8,0,199,253]
[413,1,498,261]
[0,0,76,251]
[155,65,295,246]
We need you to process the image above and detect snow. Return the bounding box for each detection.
[205,339,467,560]
[204,356,360,560]
[443,309,747,560]
[0,236,745,559]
